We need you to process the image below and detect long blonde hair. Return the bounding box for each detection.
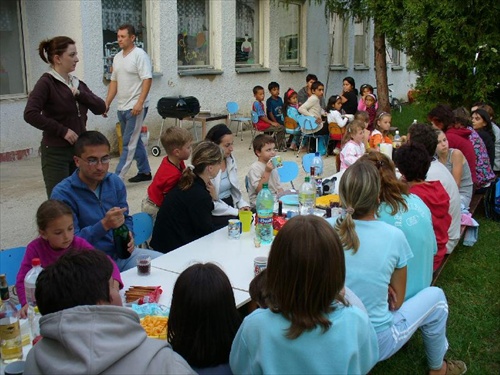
[335,161,380,253]
[178,141,223,191]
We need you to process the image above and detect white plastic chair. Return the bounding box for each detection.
[226,102,251,141]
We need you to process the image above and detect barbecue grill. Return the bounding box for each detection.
[152,96,200,156]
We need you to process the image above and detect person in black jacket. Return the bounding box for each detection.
[150,141,223,253]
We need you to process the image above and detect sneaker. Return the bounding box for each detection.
[128,173,152,183]
[333,147,341,155]
[444,359,467,375]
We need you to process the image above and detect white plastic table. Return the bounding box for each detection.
[150,225,270,294]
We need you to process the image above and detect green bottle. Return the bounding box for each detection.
[113,224,131,259]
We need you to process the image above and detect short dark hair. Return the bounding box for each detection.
[205,124,232,145]
[305,74,318,83]
[249,269,267,308]
[311,81,324,92]
[394,142,431,182]
[266,215,346,339]
[252,134,275,155]
[74,131,110,157]
[36,249,113,315]
[168,263,242,368]
[118,24,136,36]
[268,81,279,91]
[407,123,438,157]
[427,104,455,131]
[359,83,374,94]
[253,85,264,95]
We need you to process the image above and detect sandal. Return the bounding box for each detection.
[444,359,467,375]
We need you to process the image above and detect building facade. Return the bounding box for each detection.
[0,0,416,161]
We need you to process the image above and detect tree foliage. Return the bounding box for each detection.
[308,0,500,107]
[380,0,500,107]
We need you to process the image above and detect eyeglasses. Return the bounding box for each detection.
[78,156,111,166]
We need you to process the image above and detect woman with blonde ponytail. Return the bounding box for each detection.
[150,141,223,253]
[335,160,466,375]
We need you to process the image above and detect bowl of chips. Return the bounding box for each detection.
[140,315,168,340]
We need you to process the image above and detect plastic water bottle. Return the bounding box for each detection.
[311,152,323,176]
[140,126,149,146]
[311,152,324,196]
[0,274,23,363]
[24,258,43,309]
[256,183,274,245]
[393,130,402,149]
[299,176,316,215]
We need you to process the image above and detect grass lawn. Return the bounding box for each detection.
[371,212,500,374]
[372,102,500,373]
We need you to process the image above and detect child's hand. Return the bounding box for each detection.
[388,285,398,311]
[102,207,127,231]
[265,160,274,173]
[271,121,280,127]
[315,117,322,124]
[19,304,29,319]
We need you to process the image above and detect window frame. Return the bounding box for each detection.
[328,14,349,69]
[353,18,369,68]
[278,0,302,67]
[235,0,263,69]
[0,0,28,99]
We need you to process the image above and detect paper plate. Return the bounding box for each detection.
[280,194,299,206]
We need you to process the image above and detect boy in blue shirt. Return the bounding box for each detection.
[266,81,284,126]
[252,85,286,150]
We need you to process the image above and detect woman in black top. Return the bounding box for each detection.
[340,76,359,115]
[150,141,223,253]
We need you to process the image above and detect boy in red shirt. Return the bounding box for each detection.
[142,127,193,220]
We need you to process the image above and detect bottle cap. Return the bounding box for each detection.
[32,258,41,266]
[305,176,310,182]
[141,126,148,132]
[262,183,268,189]
[315,152,320,156]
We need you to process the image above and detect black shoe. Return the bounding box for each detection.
[128,173,152,183]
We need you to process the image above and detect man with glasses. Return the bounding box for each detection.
[51,131,161,271]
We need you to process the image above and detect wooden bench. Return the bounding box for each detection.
[432,193,484,285]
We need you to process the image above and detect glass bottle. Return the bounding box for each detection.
[0,274,23,363]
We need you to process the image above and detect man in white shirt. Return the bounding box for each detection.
[104,24,153,183]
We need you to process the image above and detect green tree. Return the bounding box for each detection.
[382,0,500,107]
[300,0,500,108]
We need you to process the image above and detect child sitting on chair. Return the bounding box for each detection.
[252,85,286,150]
[340,120,366,171]
[247,134,284,209]
[142,127,193,221]
[283,88,301,151]
[369,111,393,151]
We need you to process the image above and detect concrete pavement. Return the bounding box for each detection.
[0,127,337,249]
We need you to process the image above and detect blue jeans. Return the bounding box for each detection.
[115,107,151,179]
[115,247,163,272]
[377,287,449,370]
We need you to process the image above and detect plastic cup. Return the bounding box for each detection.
[137,254,151,276]
[254,256,268,276]
[4,361,25,375]
[239,210,252,232]
[271,155,283,168]
[228,219,242,239]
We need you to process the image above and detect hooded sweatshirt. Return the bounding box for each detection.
[445,127,477,184]
[24,305,195,375]
[409,181,451,271]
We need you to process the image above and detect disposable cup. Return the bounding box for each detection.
[254,256,268,276]
[239,210,252,232]
[137,254,151,276]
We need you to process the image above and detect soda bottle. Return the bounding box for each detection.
[311,152,324,196]
[113,224,131,259]
[24,258,43,309]
[0,274,23,363]
[393,130,402,149]
[299,176,316,215]
[255,183,274,245]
